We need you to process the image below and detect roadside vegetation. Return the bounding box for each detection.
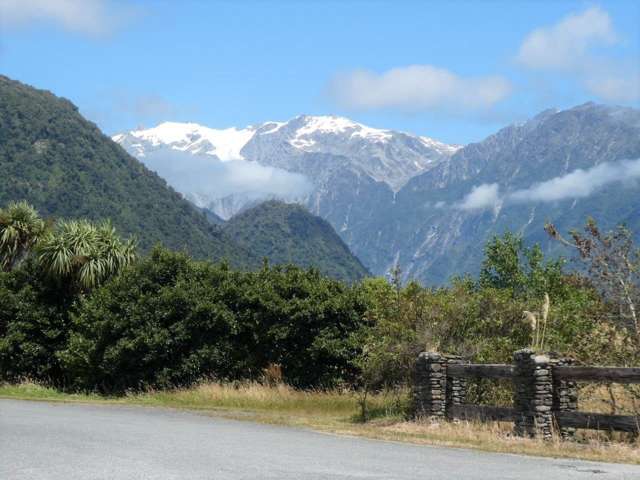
[1,201,639,462]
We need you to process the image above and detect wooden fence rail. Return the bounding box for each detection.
[553,366,640,383]
[413,349,640,440]
[555,411,640,434]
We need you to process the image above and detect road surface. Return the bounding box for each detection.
[1,399,638,479]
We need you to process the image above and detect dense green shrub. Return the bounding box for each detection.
[232,261,368,388]
[60,248,368,392]
[0,265,73,383]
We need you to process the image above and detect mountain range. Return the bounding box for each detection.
[115,104,640,284]
[0,76,368,282]
[113,115,459,219]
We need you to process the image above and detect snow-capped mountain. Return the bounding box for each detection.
[242,115,459,191]
[113,115,460,219]
[112,122,256,160]
[113,105,640,284]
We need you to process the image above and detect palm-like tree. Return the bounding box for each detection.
[0,201,47,271]
[37,219,136,291]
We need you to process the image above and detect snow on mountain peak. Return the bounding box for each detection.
[113,116,461,192]
[114,116,458,162]
[419,136,463,156]
[290,115,393,146]
[121,122,257,161]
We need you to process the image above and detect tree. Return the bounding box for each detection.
[0,201,46,272]
[37,219,136,291]
[479,232,565,299]
[546,219,640,338]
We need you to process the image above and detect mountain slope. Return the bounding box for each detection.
[389,103,640,283]
[0,75,252,265]
[223,201,369,282]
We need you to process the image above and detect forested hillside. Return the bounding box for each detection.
[0,76,252,265]
[223,201,369,282]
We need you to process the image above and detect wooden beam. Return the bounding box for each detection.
[447,363,514,379]
[553,366,640,384]
[555,411,639,433]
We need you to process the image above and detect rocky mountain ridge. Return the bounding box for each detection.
[114,115,460,220]
[115,103,640,284]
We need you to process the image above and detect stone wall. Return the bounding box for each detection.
[513,349,553,440]
[413,352,447,418]
[414,349,579,441]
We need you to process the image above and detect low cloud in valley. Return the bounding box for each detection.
[139,149,313,205]
[458,158,640,211]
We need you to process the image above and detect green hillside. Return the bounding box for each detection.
[224,201,369,282]
[0,75,252,265]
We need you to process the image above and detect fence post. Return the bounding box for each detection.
[445,355,467,421]
[413,352,447,419]
[513,349,553,440]
[552,357,578,440]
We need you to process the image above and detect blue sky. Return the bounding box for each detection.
[1,0,638,144]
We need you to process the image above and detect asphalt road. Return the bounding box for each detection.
[1,399,639,479]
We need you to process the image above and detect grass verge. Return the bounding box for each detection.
[1,381,638,465]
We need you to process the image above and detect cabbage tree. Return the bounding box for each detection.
[0,201,46,272]
[37,219,136,291]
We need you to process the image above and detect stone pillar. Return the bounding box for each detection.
[513,349,553,440]
[413,352,447,419]
[445,355,467,421]
[552,357,578,440]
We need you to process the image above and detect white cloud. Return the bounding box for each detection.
[327,65,511,113]
[509,158,640,203]
[584,73,640,103]
[137,148,313,208]
[456,158,640,211]
[516,6,639,102]
[0,0,135,36]
[516,6,616,70]
[457,183,501,210]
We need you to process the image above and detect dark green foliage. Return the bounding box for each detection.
[59,247,368,392]
[0,76,251,266]
[60,248,247,391]
[0,264,73,383]
[223,201,369,282]
[231,260,369,388]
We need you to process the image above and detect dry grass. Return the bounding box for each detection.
[1,380,638,465]
[580,383,639,415]
[128,382,393,418]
